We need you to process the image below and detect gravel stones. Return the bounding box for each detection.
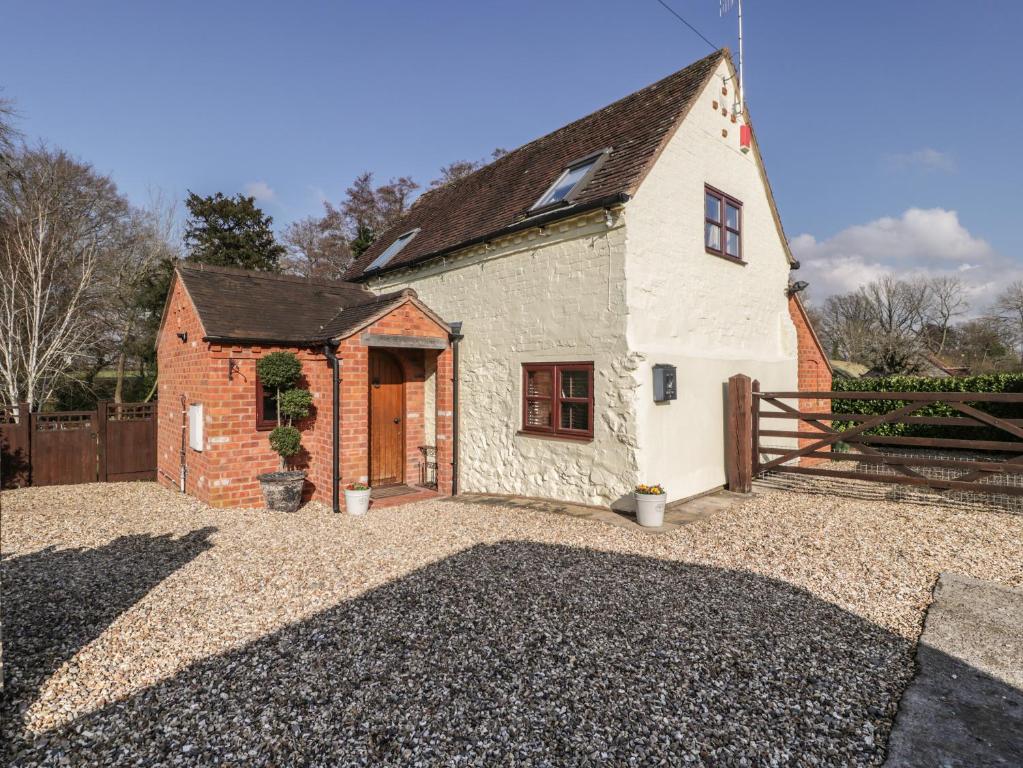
[2,482,1021,766]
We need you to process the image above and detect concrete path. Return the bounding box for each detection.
[452,489,745,533]
[884,574,1023,767]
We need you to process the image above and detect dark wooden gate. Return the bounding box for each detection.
[725,374,1023,496]
[30,410,99,486]
[1,401,156,489]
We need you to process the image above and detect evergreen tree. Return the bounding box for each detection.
[349,223,376,259]
[183,191,285,271]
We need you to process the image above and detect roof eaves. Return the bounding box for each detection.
[355,191,630,282]
[178,262,370,292]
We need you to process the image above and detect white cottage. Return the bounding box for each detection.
[344,49,815,508]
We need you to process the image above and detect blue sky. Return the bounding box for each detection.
[2,0,1020,306]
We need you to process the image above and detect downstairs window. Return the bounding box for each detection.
[521,362,594,440]
[256,379,278,430]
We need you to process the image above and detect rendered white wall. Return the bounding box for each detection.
[624,59,799,502]
[367,212,639,506]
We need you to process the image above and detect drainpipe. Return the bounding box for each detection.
[323,341,341,513]
[448,322,463,496]
[179,394,187,492]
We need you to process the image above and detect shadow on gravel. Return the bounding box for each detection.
[3,540,1020,766]
[1,527,216,743]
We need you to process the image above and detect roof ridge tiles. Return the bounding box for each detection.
[178,262,371,292]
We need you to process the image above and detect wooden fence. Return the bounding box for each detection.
[0,401,156,489]
[725,374,1023,496]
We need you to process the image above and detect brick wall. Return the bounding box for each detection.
[156,278,214,499]
[336,301,452,499]
[788,294,832,461]
[157,281,452,509]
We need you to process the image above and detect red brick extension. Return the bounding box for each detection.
[157,277,453,508]
[788,294,832,462]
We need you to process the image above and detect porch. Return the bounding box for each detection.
[327,297,456,510]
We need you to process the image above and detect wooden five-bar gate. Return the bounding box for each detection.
[0,401,156,489]
[725,374,1023,497]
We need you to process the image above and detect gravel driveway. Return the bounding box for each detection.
[3,483,1021,766]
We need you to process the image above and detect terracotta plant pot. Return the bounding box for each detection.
[258,470,306,513]
[344,487,371,516]
[634,491,666,527]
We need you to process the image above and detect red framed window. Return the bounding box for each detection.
[705,185,743,262]
[256,378,278,430]
[521,362,594,440]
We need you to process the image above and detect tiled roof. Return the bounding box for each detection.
[176,264,380,343]
[345,50,725,280]
[317,290,412,339]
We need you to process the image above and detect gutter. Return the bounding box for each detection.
[204,336,327,347]
[448,322,464,496]
[359,192,631,281]
[322,341,341,513]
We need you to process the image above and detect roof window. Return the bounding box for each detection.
[531,149,610,211]
[365,228,420,273]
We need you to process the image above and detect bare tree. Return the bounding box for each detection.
[285,172,421,275]
[994,280,1023,366]
[921,275,968,355]
[0,146,125,410]
[428,148,509,189]
[340,172,418,235]
[0,95,19,166]
[94,191,179,402]
[282,212,351,279]
[817,276,937,374]
[943,316,1016,373]
[818,292,875,362]
[857,276,930,373]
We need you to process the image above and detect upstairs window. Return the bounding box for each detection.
[531,149,610,211]
[705,186,743,261]
[365,228,420,273]
[521,362,594,440]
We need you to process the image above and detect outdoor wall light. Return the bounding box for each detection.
[176,332,188,343]
[786,281,809,297]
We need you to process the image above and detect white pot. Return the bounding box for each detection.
[634,492,666,527]
[344,488,371,516]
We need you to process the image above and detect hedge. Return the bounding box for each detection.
[830,374,1023,444]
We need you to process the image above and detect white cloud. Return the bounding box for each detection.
[791,208,1016,310]
[885,147,956,173]
[243,180,276,203]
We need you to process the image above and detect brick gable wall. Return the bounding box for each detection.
[788,295,832,461]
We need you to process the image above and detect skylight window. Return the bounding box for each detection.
[365,228,420,272]
[531,149,610,211]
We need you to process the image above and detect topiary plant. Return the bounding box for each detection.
[256,351,312,470]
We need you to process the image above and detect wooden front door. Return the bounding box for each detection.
[369,350,405,486]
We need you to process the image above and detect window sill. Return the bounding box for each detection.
[705,249,746,266]
[256,423,276,432]
[517,429,593,444]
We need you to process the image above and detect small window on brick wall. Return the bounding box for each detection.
[256,379,278,430]
[705,185,743,262]
[521,362,594,440]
